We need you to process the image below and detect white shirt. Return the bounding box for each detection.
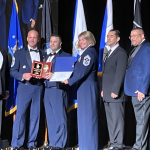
[109,44,119,57]
[28,45,40,62]
[0,52,3,69]
[46,49,61,62]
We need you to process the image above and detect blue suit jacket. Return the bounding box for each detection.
[10,47,45,83]
[124,41,150,96]
[22,0,39,24]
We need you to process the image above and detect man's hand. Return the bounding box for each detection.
[111,93,118,99]
[101,91,103,97]
[23,73,32,81]
[44,72,53,79]
[30,18,35,28]
[62,80,68,84]
[135,90,145,101]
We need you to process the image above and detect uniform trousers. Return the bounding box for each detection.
[132,96,150,150]
[44,88,67,148]
[11,83,44,148]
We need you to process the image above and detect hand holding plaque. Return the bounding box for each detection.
[31,60,52,78]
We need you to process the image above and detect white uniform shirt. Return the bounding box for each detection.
[28,45,40,62]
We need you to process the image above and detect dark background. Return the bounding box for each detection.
[2,0,150,148]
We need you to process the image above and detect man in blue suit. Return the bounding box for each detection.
[124,28,150,150]
[44,34,71,150]
[10,30,45,150]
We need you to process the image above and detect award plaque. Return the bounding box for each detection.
[31,60,52,78]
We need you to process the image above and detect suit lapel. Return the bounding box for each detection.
[39,50,44,62]
[51,49,62,72]
[25,47,32,69]
[127,40,147,68]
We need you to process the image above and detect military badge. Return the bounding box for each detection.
[11,57,15,67]
[83,55,91,66]
[23,65,26,69]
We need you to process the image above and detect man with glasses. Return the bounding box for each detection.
[124,28,150,150]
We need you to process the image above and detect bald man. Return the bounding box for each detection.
[10,30,45,150]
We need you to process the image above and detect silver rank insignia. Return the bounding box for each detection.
[83,55,91,66]
[11,56,15,67]
[23,65,26,68]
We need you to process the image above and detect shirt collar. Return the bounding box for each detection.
[109,44,119,51]
[80,45,91,55]
[139,39,145,45]
[28,45,37,51]
[47,48,61,55]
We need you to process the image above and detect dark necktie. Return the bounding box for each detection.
[104,49,112,63]
[48,53,56,57]
[30,49,39,53]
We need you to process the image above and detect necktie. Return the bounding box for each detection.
[30,49,39,53]
[104,49,112,63]
[48,53,56,57]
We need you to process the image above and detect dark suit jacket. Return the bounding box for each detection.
[45,49,71,89]
[22,0,39,24]
[10,47,45,84]
[124,41,150,96]
[102,46,127,102]
[0,47,7,98]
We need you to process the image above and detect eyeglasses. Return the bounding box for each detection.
[129,34,142,39]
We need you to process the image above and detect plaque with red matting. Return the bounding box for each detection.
[31,60,52,78]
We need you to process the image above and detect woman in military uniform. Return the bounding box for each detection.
[63,31,99,150]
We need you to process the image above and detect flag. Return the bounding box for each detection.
[67,0,87,112]
[133,0,142,28]
[5,0,23,116]
[41,0,52,52]
[98,0,113,74]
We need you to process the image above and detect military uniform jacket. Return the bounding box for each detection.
[102,46,127,103]
[45,49,71,89]
[10,47,45,84]
[68,46,98,87]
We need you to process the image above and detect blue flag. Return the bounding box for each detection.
[5,0,23,116]
[98,0,113,74]
[67,0,87,112]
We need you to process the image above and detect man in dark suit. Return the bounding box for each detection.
[101,29,127,150]
[124,28,150,150]
[44,34,71,150]
[10,30,45,150]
